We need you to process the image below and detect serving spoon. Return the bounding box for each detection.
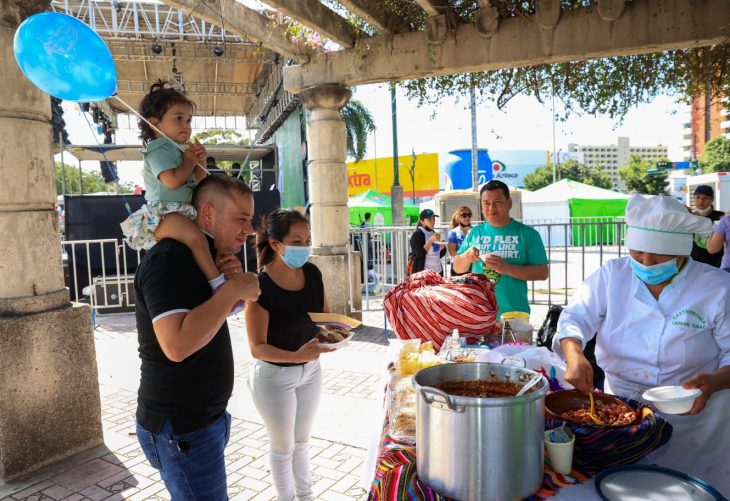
[588,392,604,425]
[516,373,542,396]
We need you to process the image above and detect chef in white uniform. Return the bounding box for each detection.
[553,194,730,496]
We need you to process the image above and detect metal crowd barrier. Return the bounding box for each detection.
[62,238,251,314]
[348,217,628,312]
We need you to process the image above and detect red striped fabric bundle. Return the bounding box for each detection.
[384,270,498,350]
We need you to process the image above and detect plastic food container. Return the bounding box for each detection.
[642,386,701,414]
[500,311,533,344]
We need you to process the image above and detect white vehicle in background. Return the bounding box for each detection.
[685,171,730,212]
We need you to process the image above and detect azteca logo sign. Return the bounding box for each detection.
[492,160,518,179]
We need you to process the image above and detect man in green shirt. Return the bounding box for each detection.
[453,180,549,316]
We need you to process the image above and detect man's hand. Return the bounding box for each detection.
[561,338,594,394]
[482,254,511,275]
[216,253,243,279]
[464,246,482,263]
[681,373,717,415]
[229,272,261,301]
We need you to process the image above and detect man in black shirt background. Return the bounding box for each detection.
[689,184,725,267]
[134,175,260,499]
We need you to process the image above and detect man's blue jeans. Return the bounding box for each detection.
[136,411,231,500]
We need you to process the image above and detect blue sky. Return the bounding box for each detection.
[58,82,687,188]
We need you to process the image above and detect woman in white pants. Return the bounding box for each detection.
[245,209,334,501]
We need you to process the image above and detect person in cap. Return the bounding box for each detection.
[553,194,730,495]
[689,185,725,267]
[409,208,446,274]
[453,180,548,316]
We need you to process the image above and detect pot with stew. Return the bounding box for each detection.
[412,362,548,501]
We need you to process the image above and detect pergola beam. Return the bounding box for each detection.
[413,0,453,17]
[159,0,309,62]
[260,0,364,48]
[336,0,406,34]
[284,0,730,93]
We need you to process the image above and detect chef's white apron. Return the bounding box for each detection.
[604,375,730,497]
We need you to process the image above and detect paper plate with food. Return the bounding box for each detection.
[308,312,361,349]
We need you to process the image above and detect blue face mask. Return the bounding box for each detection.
[629,257,679,285]
[279,244,312,269]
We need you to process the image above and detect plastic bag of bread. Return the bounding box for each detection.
[388,373,417,443]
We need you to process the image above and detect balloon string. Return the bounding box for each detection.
[79,109,133,216]
[110,94,210,175]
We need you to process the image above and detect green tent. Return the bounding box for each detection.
[349,190,420,226]
[523,180,630,246]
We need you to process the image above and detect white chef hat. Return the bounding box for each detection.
[625,194,713,255]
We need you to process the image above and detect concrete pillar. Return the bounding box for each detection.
[0,2,102,481]
[299,84,362,318]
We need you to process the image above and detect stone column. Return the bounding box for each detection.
[0,1,102,481]
[299,84,362,317]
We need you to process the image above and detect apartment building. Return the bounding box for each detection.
[682,94,729,161]
[567,137,668,188]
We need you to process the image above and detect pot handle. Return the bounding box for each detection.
[420,386,465,413]
[500,355,527,368]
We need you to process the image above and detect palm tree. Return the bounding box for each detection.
[341,99,375,162]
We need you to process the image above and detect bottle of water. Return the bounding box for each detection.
[450,328,460,350]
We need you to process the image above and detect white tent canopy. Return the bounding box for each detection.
[522,179,629,247]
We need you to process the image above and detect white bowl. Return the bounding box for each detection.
[642,386,702,414]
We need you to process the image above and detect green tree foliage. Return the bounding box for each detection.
[389,2,730,120]
[341,99,376,162]
[55,162,133,195]
[700,136,730,173]
[523,159,612,191]
[618,155,669,195]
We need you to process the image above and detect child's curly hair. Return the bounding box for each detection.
[138,80,196,145]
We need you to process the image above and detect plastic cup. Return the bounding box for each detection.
[544,428,575,475]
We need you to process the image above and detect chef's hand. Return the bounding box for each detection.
[482,254,511,275]
[561,338,594,394]
[681,373,717,415]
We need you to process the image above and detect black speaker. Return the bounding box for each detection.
[99,161,118,183]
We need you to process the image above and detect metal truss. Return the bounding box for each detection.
[117,79,256,96]
[106,39,263,64]
[50,0,248,45]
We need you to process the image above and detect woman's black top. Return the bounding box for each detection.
[409,227,446,273]
[256,262,325,366]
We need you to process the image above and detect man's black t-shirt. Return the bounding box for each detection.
[256,262,324,367]
[691,209,725,267]
[134,237,233,434]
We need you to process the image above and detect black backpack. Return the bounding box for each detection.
[536,304,605,390]
[536,304,563,349]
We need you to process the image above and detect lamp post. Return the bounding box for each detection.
[470,77,479,191]
[390,82,405,225]
[551,94,557,184]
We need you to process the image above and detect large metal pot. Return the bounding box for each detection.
[413,362,548,501]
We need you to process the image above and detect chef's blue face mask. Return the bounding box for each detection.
[278,244,312,269]
[629,257,679,285]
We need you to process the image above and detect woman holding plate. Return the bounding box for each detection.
[553,194,730,496]
[246,208,334,501]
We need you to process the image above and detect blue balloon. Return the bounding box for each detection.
[14,12,117,102]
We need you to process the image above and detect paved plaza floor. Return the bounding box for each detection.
[0,303,550,501]
[0,309,397,501]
